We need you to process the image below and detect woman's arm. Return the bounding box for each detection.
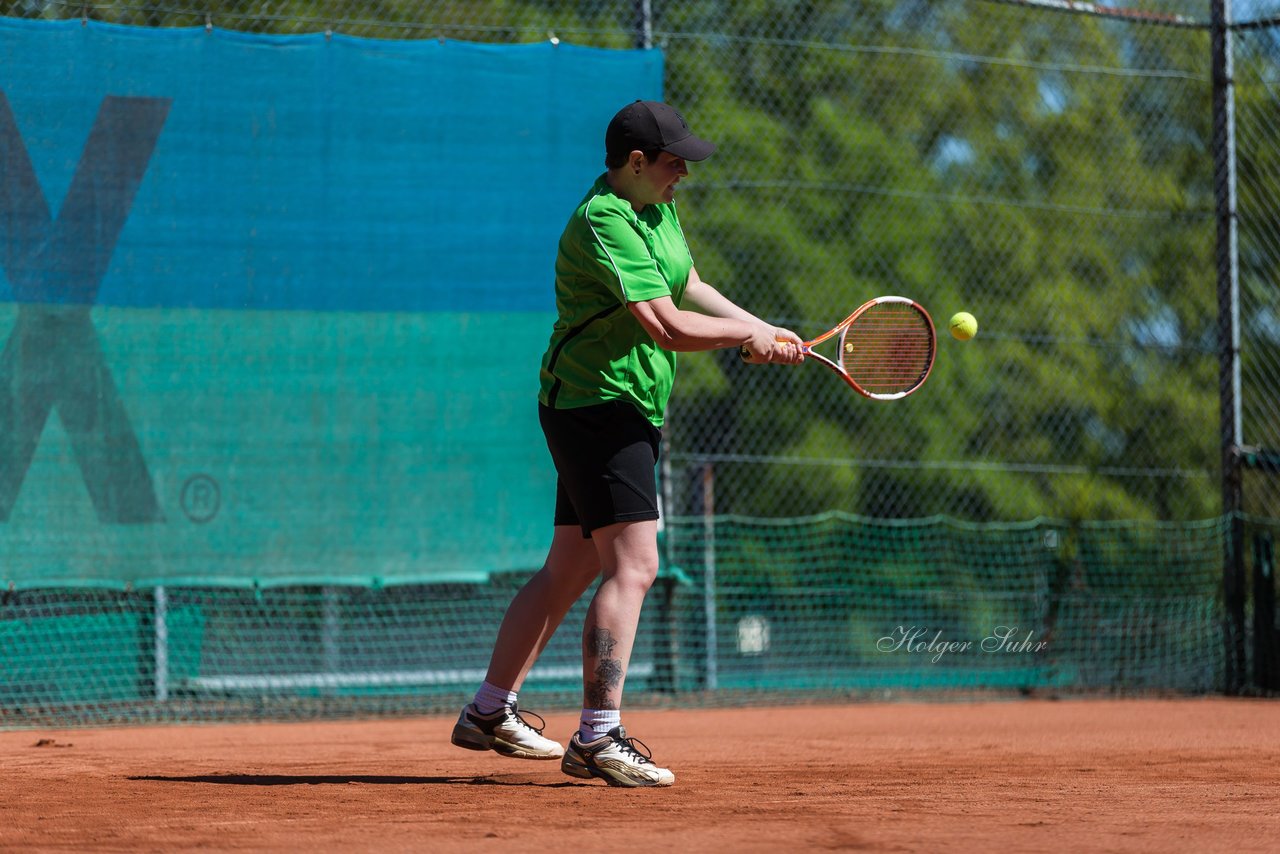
[680,266,763,324]
[627,267,804,363]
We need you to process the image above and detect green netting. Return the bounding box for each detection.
[0,577,668,726]
[5,515,1275,727]
[664,514,1234,696]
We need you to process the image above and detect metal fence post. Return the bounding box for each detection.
[634,0,652,50]
[1212,0,1246,694]
[153,586,169,703]
[702,462,717,692]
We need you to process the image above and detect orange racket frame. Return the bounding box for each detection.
[743,296,936,401]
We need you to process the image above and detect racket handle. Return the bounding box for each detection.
[740,339,806,362]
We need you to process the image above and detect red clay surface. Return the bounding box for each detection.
[3,699,1277,852]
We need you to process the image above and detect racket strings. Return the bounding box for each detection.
[841,304,934,394]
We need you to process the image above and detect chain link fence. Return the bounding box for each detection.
[2,1,1280,719]
[1236,17,1280,523]
[5,0,1272,524]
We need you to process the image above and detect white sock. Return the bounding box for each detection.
[472,681,517,715]
[578,708,621,742]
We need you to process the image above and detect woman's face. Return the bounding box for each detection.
[638,151,689,205]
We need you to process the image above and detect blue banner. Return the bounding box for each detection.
[0,19,662,588]
[0,18,662,313]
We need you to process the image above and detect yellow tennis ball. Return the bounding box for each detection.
[949,311,978,341]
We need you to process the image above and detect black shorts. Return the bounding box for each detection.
[538,401,662,538]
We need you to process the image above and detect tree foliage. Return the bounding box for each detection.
[662,1,1224,522]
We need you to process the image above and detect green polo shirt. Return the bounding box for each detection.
[538,174,694,427]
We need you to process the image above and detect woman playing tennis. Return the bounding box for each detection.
[452,100,803,787]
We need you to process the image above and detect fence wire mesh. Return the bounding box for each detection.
[2,1,1280,723]
[1236,21,1280,521]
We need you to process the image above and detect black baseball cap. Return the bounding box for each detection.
[606,100,716,163]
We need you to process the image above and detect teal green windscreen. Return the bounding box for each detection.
[0,19,663,589]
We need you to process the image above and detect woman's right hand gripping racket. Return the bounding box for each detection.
[741,296,937,401]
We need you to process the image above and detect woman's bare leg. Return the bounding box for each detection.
[483,525,600,692]
[580,519,659,710]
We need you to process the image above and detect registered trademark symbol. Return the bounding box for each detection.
[180,474,220,523]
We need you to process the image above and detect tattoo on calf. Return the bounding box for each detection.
[586,626,617,659]
[585,627,624,709]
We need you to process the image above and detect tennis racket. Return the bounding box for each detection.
[741,296,936,400]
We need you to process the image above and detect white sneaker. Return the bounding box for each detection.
[560,725,675,787]
[450,703,565,760]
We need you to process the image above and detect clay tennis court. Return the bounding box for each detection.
[3,698,1276,852]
